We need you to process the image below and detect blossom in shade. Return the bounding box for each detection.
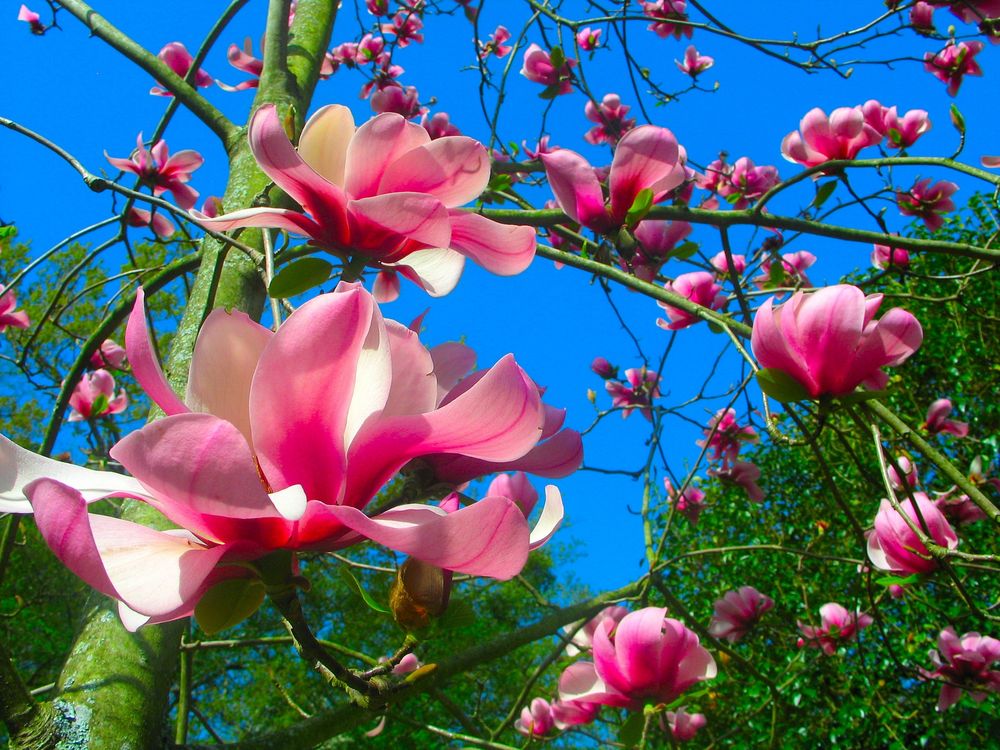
[0,286,31,333]
[632,219,692,281]
[710,251,747,276]
[542,125,686,234]
[708,586,774,642]
[514,698,554,736]
[3,285,564,628]
[935,492,986,526]
[150,42,213,96]
[923,398,968,437]
[656,271,726,330]
[887,455,919,491]
[605,367,661,421]
[871,242,910,271]
[551,698,600,729]
[920,627,1000,711]
[643,1,693,40]
[563,605,630,656]
[479,25,512,59]
[105,134,203,210]
[17,5,45,34]
[781,107,882,167]
[867,493,958,575]
[676,45,713,76]
[194,105,535,298]
[924,41,984,96]
[698,408,758,467]
[665,707,707,741]
[88,340,126,371]
[754,250,816,289]
[797,603,873,655]
[583,94,637,146]
[751,284,923,398]
[897,178,958,231]
[389,653,421,675]
[520,44,577,95]
[126,208,176,239]
[420,112,461,139]
[709,460,766,503]
[664,478,707,524]
[559,607,717,709]
[68,370,128,421]
[217,38,264,91]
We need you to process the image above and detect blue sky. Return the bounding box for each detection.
[2,0,998,593]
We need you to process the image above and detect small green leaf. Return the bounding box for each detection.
[625,187,654,228]
[875,574,920,587]
[0,226,16,241]
[549,45,565,69]
[671,241,699,260]
[268,257,334,299]
[949,103,966,136]
[812,180,837,209]
[90,393,110,417]
[756,368,811,403]
[195,579,265,635]
[339,567,390,614]
[618,712,646,748]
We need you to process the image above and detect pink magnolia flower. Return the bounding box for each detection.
[370,84,424,118]
[542,126,686,233]
[487,472,539,516]
[797,603,873,655]
[710,251,747,276]
[200,196,223,218]
[0,286,31,333]
[420,112,461,139]
[523,136,558,160]
[665,707,706,741]
[217,38,264,92]
[897,178,958,231]
[935,491,986,526]
[708,586,774,642]
[88,339,126,371]
[17,5,45,34]
[605,367,661,421]
[366,0,390,15]
[867,493,959,575]
[945,0,1000,26]
[862,101,932,149]
[563,605,630,656]
[551,698,600,729]
[514,698,554,736]
[871,242,910,270]
[632,219,692,281]
[479,25,512,59]
[643,1,693,40]
[698,408,758,467]
[577,26,603,51]
[887,455,919,491]
[150,42,213,96]
[920,628,1000,711]
[382,11,424,47]
[68,370,128,421]
[590,356,617,379]
[656,271,726,330]
[751,284,923,398]
[676,45,713,76]
[664,478,706,524]
[126,207,176,239]
[924,398,968,437]
[924,41,984,96]
[106,134,203,210]
[910,1,936,32]
[559,607,717,709]
[195,105,535,298]
[709,460,766,503]
[781,107,882,167]
[356,34,386,64]
[5,285,563,629]
[328,42,360,73]
[584,94,637,146]
[754,250,816,290]
[520,44,577,95]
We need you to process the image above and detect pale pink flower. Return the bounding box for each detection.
[370,84,424,118]
[656,271,726,330]
[675,45,713,76]
[664,478,706,524]
[520,44,577,95]
[708,460,765,503]
[924,41,985,96]
[871,242,910,270]
[710,251,747,276]
[0,286,31,333]
[920,627,1000,711]
[150,42,213,97]
[559,607,717,709]
[105,134,203,210]
[665,707,707,741]
[327,42,359,73]
[897,178,958,231]
[923,398,968,437]
[887,455,919,491]
[754,250,816,289]
[563,605,630,656]
[709,586,773,642]
[17,5,45,34]
[583,93,637,146]
[194,105,535,298]
[577,26,603,51]
[797,603,873,655]
[217,38,263,91]
[68,370,128,421]
[551,698,600,729]
[781,107,882,167]
[88,340,127,371]
[382,11,424,47]
[643,1,693,40]
[479,25,512,59]
[541,126,686,233]
[126,207,176,239]
[698,408,758,467]
[751,284,923,398]
[391,653,422,675]
[420,112,461,139]
[514,698,554,736]
[632,219,692,281]
[605,367,661,421]
[867,493,959,575]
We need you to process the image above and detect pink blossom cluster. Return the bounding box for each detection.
[643,1,693,40]
[797,603,873,655]
[664,478,707,523]
[656,271,727,330]
[754,250,816,290]
[699,408,764,504]
[709,586,774,642]
[520,44,577,96]
[604,367,661,421]
[630,219,693,281]
[584,94,637,146]
[698,156,779,209]
[920,627,1000,711]
[896,178,959,231]
[0,286,31,334]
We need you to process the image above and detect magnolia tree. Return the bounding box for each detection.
[1,0,999,747]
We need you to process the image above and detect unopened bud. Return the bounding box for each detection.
[389,558,452,631]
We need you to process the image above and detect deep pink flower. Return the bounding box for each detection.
[708,586,774,642]
[563,605,630,656]
[523,136,558,160]
[871,242,910,270]
[781,107,882,167]
[328,42,359,73]
[656,271,726,330]
[420,112,461,139]
[698,156,777,209]
[590,356,617,379]
[366,0,390,15]
[0,286,31,333]
[355,34,386,65]
[751,284,923,398]
[559,607,717,709]
[867,493,959,575]
[797,603,873,655]
[910,1,936,33]
[863,101,932,149]
[935,492,986,526]
[632,219,692,281]
[708,460,765,503]
[643,1,693,40]
[106,134,203,210]
[583,94,636,146]
[200,196,223,218]
[382,11,424,47]
[664,478,706,524]
[217,38,264,92]
[68,370,128,421]
[520,44,577,95]
[897,178,958,231]
[887,455,919,491]
[514,698,554,736]
[150,42,213,97]
[710,251,747,276]
[676,45,713,76]
[605,367,661,421]
[924,41,984,96]
[126,207,176,239]
[923,398,968,437]
[88,340,126,371]
[17,5,45,34]
[698,408,758,467]
[195,105,535,298]
[665,707,707,741]
[920,627,1000,711]
[551,698,600,729]
[577,26,603,51]
[542,126,686,234]
[479,25,512,59]
[6,285,563,628]
[754,250,816,289]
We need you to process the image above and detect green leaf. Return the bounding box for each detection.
[195,579,265,635]
[90,393,109,417]
[339,567,390,614]
[549,45,565,69]
[618,712,645,748]
[874,574,920,587]
[949,103,966,136]
[268,257,333,299]
[0,226,16,241]
[812,180,837,209]
[437,598,475,631]
[672,241,699,260]
[756,368,811,403]
[625,188,654,228]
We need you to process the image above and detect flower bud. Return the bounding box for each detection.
[389,558,452,631]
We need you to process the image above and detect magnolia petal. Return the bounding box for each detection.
[609,126,681,221]
[558,661,630,708]
[540,149,609,230]
[528,485,564,549]
[447,212,536,276]
[348,193,452,251]
[382,320,438,418]
[345,113,431,199]
[268,484,308,521]
[125,288,189,416]
[390,247,466,297]
[298,104,356,189]
[377,136,490,207]
[372,270,401,303]
[429,341,476,400]
[192,206,325,239]
[426,428,584,484]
